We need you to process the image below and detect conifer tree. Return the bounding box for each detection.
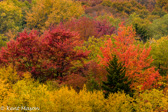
[99,25,161,90]
[102,55,132,98]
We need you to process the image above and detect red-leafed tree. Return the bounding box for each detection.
[98,24,161,90]
[0,30,42,75]
[41,28,89,78]
[0,28,89,81]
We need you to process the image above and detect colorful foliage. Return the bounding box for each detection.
[0,30,42,78]
[77,36,108,60]
[5,79,52,111]
[75,36,110,87]
[0,1,23,34]
[97,14,121,29]
[0,69,167,111]
[41,28,89,79]
[0,66,18,105]
[0,28,89,81]
[134,89,168,112]
[98,24,161,90]
[26,0,84,31]
[0,0,168,111]
[127,13,151,42]
[58,16,115,40]
[63,73,87,92]
[105,92,134,112]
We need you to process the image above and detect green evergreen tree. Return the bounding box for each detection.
[102,55,132,98]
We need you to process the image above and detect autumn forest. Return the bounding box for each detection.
[0,0,168,111]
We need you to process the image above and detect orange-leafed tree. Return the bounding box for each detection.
[98,24,161,91]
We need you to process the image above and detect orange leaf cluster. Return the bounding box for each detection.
[99,23,161,90]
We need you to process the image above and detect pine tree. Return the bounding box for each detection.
[99,25,161,90]
[102,55,132,98]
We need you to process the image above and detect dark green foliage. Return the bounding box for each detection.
[102,55,132,98]
[134,23,150,43]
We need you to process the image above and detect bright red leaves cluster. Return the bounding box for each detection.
[0,28,89,81]
[99,24,162,90]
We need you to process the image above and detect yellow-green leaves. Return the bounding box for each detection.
[150,37,168,76]
[0,1,23,34]
[26,0,84,31]
[105,92,134,112]
[134,89,168,112]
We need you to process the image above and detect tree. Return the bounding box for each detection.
[102,55,132,98]
[0,1,23,34]
[127,13,151,42]
[99,24,161,90]
[26,0,84,32]
[150,37,168,76]
[8,0,32,29]
[149,14,168,39]
[0,28,89,82]
[0,30,42,78]
[40,28,89,79]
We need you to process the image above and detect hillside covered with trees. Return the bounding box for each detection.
[0,0,168,111]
